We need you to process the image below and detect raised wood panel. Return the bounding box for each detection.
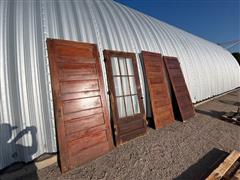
[65,113,105,135]
[155,111,173,126]
[57,57,96,64]
[60,74,98,81]
[151,85,168,95]
[47,39,113,173]
[60,91,100,101]
[63,96,101,114]
[68,130,108,155]
[69,142,110,169]
[118,119,145,135]
[59,63,96,73]
[149,77,164,84]
[61,80,99,94]
[142,51,174,129]
[163,56,195,121]
[64,107,103,121]
[120,128,146,142]
[59,63,97,81]
[66,125,106,142]
[56,45,94,58]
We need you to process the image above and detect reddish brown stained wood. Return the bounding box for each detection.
[64,107,103,121]
[60,80,99,94]
[47,39,114,173]
[103,50,147,146]
[163,56,195,121]
[142,51,175,129]
[69,142,109,169]
[65,113,105,135]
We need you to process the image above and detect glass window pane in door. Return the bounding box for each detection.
[126,58,134,75]
[122,77,130,95]
[113,77,123,96]
[111,57,120,75]
[132,95,140,114]
[119,58,127,75]
[129,77,137,94]
[125,96,133,116]
[116,97,126,118]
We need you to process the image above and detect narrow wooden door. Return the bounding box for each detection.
[142,51,174,129]
[163,56,195,120]
[47,39,114,173]
[103,50,147,145]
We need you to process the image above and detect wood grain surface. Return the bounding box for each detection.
[163,56,195,121]
[47,39,114,173]
[142,51,174,129]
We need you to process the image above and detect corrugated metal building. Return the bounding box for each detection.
[0,0,239,170]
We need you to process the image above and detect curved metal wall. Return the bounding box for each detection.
[0,0,239,169]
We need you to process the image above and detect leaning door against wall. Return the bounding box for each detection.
[47,39,114,173]
[163,56,195,121]
[142,51,174,129]
[103,50,147,146]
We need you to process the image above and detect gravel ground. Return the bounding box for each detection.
[17,89,240,179]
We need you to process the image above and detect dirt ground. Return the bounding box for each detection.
[14,89,240,179]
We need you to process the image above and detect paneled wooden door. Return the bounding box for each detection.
[103,50,147,146]
[163,56,195,121]
[47,39,114,173]
[142,51,174,129]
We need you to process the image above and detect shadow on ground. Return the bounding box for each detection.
[196,109,240,126]
[174,148,228,180]
[0,124,39,180]
[218,100,240,107]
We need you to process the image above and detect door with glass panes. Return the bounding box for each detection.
[104,50,147,145]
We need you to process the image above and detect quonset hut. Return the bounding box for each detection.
[0,0,239,169]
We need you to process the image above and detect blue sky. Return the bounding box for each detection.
[115,0,240,52]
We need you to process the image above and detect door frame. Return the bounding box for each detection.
[103,50,146,145]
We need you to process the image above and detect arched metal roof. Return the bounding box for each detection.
[0,0,239,169]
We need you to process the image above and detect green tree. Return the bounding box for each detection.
[232,52,240,65]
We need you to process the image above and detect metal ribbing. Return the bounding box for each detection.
[0,0,239,169]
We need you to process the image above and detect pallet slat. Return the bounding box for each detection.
[206,150,240,180]
[233,169,240,179]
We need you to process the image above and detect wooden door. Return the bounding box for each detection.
[103,50,147,146]
[163,56,195,121]
[142,51,174,129]
[47,39,114,173]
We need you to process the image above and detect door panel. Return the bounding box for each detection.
[103,50,147,145]
[47,39,113,173]
[142,51,174,129]
[163,56,195,120]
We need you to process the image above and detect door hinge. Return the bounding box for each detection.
[114,126,118,136]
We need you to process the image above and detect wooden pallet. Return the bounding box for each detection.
[206,150,240,180]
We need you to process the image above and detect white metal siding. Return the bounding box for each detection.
[0,0,239,169]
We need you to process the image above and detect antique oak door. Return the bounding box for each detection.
[163,56,195,121]
[103,50,147,145]
[47,39,113,173]
[142,51,174,129]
